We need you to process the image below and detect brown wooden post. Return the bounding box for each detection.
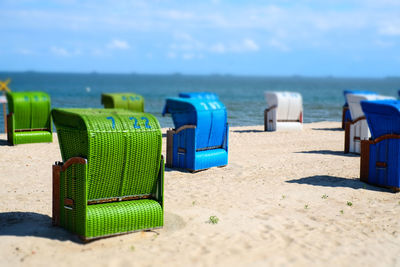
[264,108,268,131]
[342,106,349,130]
[166,130,174,168]
[360,140,370,182]
[344,121,350,153]
[52,164,62,226]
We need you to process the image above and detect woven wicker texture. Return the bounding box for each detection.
[6,91,52,145]
[101,93,144,112]
[86,199,162,238]
[52,108,162,201]
[52,108,164,240]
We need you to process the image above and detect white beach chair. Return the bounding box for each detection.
[345,93,395,154]
[264,91,303,131]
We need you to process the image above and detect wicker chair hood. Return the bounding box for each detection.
[52,108,162,202]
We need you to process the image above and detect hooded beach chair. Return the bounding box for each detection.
[344,93,394,154]
[341,90,376,129]
[6,91,52,145]
[162,97,229,172]
[51,108,163,241]
[101,93,144,112]
[264,91,303,131]
[360,100,400,191]
[178,92,219,100]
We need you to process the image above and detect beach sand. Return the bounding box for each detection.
[1,121,400,267]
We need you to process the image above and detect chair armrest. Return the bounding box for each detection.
[52,157,87,230]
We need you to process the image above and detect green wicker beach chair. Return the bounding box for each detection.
[51,108,163,241]
[6,91,52,145]
[101,93,144,112]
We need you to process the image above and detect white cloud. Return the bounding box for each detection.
[50,46,81,56]
[182,53,195,60]
[379,23,400,36]
[374,39,395,48]
[210,43,226,53]
[209,39,260,53]
[267,39,290,52]
[17,48,34,55]
[241,39,259,51]
[167,51,177,59]
[107,39,130,50]
[50,46,70,56]
[161,10,194,20]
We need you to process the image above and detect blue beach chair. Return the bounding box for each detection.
[360,100,400,191]
[162,97,229,172]
[342,90,376,129]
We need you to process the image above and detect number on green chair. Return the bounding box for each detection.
[106,116,115,129]
[129,117,140,128]
[141,117,151,128]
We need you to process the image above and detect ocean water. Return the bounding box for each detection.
[0,72,399,132]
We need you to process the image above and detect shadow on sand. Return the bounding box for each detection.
[0,212,80,243]
[0,139,11,146]
[286,175,390,192]
[233,129,265,133]
[295,150,359,157]
[312,127,343,132]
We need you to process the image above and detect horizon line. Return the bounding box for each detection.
[0,70,399,80]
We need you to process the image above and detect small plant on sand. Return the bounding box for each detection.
[192,201,196,206]
[321,194,328,199]
[340,210,344,214]
[208,216,219,224]
[304,204,309,209]
[347,201,353,207]
[281,195,286,199]
[130,245,135,251]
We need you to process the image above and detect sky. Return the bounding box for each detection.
[1,0,400,77]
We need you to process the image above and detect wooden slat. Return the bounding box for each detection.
[344,121,350,153]
[342,106,349,129]
[52,164,61,226]
[360,140,370,182]
[376,162,387,168]
[166,130,174,168]
[64,198,74,207]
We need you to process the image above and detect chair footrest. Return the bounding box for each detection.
[12,131,52,145]
[85,199,163,239]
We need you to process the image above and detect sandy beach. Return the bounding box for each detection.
[1,121,400,267]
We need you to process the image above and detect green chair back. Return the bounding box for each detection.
[7,91,51,130]
[52,108,162,201]
[101,93,144,112]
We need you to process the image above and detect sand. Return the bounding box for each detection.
[1,121,400,267]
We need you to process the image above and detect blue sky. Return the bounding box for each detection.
[1,0,400,77]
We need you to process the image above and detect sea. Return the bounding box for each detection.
[0,72,399,132]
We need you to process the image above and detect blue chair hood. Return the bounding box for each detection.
[178,92,219,100]
[361,99,400,139]
[163,97,227,149]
